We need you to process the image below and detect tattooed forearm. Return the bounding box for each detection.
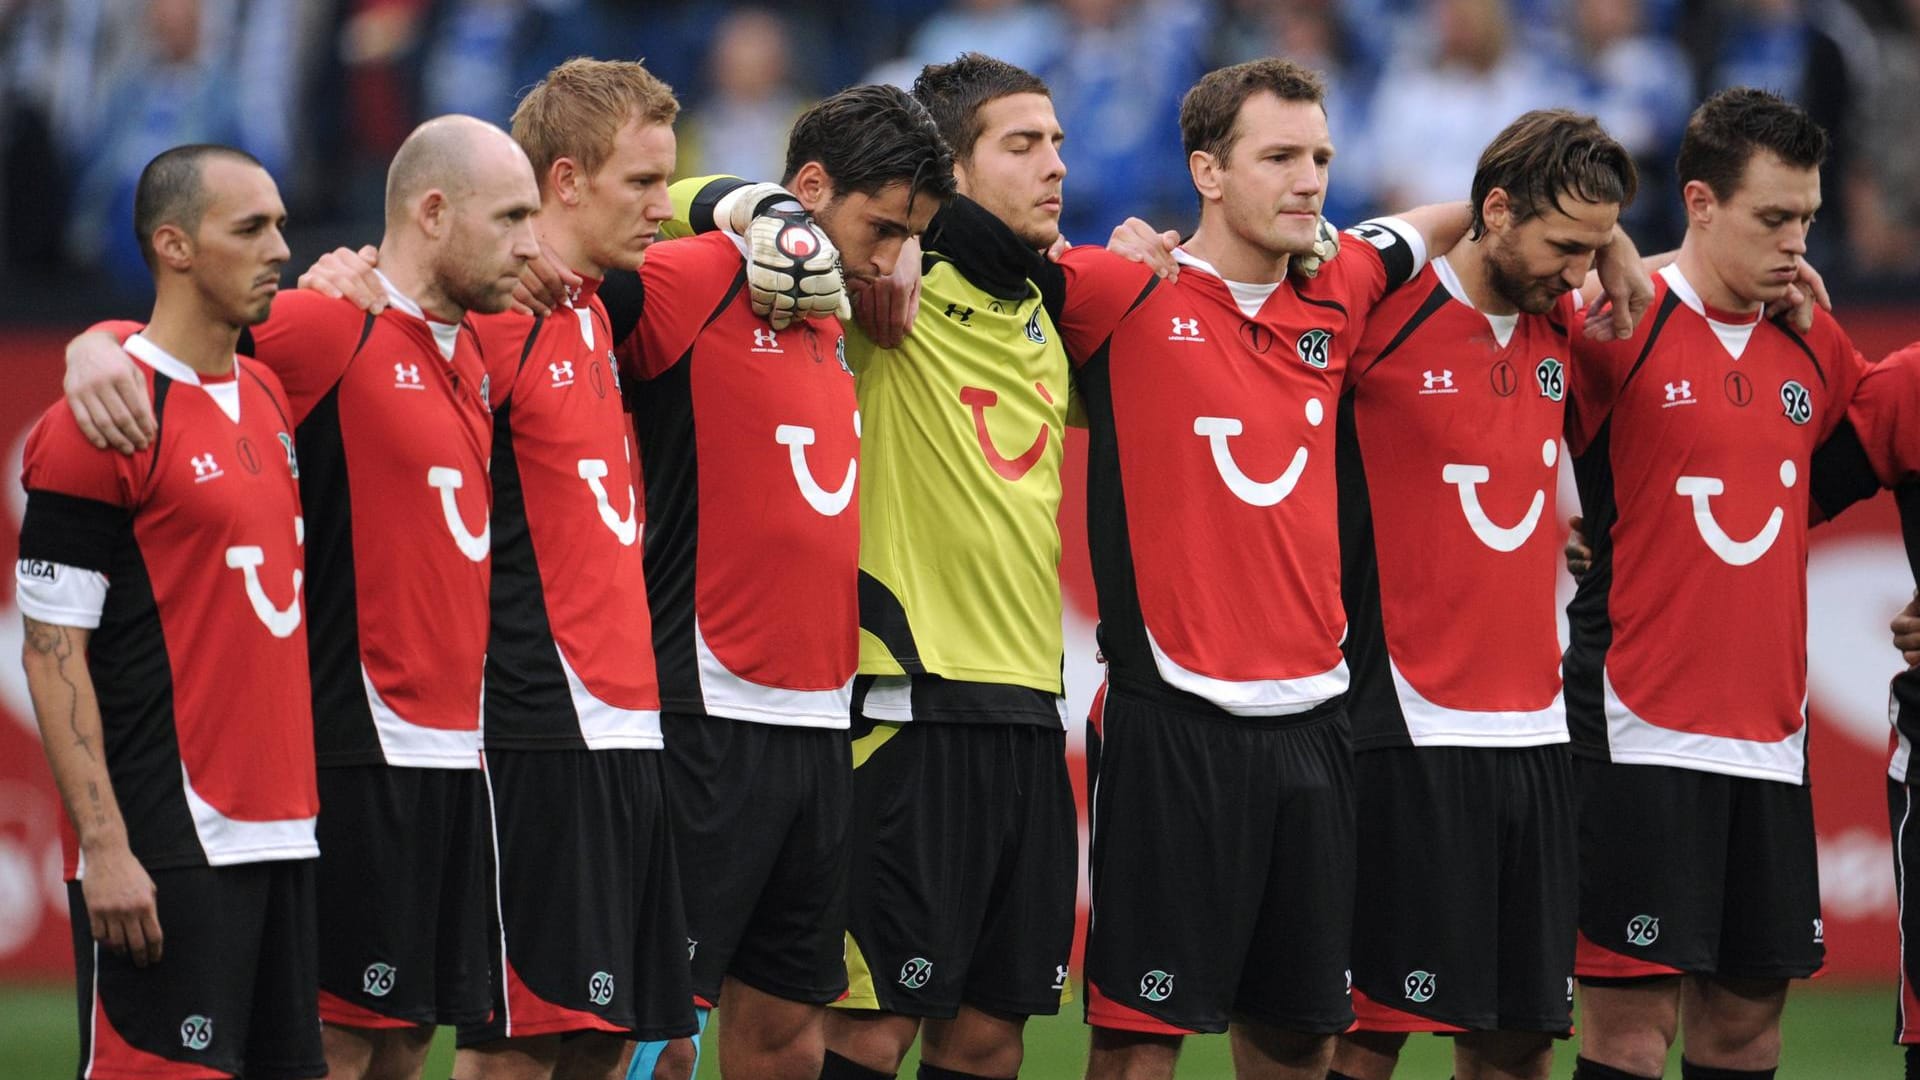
[23,617,72,659]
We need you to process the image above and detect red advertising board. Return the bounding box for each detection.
[0,314,1914,981]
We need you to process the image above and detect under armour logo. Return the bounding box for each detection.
[1421,369,1455,394]
[752,328,781,352]
[1169,317,1203,342]
[549,360,574,387]
[1664,380,1694,407]
[191,453,223,482]
[1053,965,1069,991]
[1812,917,1824,943]
[394,363,423,389]
[944,304,974,324]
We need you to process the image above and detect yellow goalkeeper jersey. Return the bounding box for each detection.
[666,178,1071,696]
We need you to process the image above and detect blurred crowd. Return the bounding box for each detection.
[2,0,1917,309]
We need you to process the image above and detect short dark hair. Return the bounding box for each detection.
[1676,87,1827,201]
[783,83,957,208]
[1179,59,1325,164]
[911,52,1051,162]
[1469,109,1638,239]
[133,144,265,272]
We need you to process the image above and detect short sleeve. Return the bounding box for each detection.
[1849,343,1920,487]
[244,290,370,423]
[1054,247,1159,367]
[623,233,747,380]
[665,175,750,241]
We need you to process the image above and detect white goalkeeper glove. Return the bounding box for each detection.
[722,182,849,330]
[1289,215,1340,280]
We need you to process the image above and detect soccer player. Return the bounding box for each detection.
[1800,346,1920,1080]
[16,144,320,1080]
[62,115,542,1080]
[1329,110,1637,1080]
[662,54,1092,1080]
[294,59,710,1080]
[619,84,953,1080]
[1561,88,1867,1080]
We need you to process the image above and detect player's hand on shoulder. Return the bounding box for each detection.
[82,842,162,966]
[852,234,920,350]
[1289,216,1340,281]
[726,182,848,331]
[1106,217,1181,281]
[1586,226,1653,342]
[65,331,151,455]
[512,235,582,318]
[297,245,386,314]
[1893,591,1920,668]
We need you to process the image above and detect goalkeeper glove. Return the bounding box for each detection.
[1290,215,1340,280]
[722,182,849,329]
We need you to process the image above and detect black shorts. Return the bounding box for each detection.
[661,712,850,1007]
[1083,686,1355,1036]
[1574,758,1823,982]
[1350,744,1576,1034]
[1891,779,1920,1044]
[71,859,324,1079]
[458,749,697,1046]
[838,719,1077,1019]
[315,765,495,1028]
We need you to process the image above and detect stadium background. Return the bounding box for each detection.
[1,0,1918,1073]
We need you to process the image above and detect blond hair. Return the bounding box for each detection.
[511,57,679,192]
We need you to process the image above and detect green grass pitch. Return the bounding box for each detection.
[0,981,1900,1077]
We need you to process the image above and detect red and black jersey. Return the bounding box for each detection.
[17,336,317,877]
[1340,257,1572,749]
[1809,342,1920,781]
[472,282,661,751]
[1055,219,1424,716]
[1565,264,1866,783]
[96,280,496,768]
[618,232,859,727]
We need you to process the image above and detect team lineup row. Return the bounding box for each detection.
[13,42,1913,1080]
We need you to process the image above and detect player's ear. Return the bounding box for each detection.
[152,223,194,271]
[1681,179,1717,227]
[418,189,449,237]
[789,161,831,212]
[1189,150,1223,204]
[548,157,582,207]
[1482,188,1511,233]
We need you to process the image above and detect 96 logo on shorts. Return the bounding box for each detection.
[363,962,397,997]
[1626,915,1660,947]
[1403,970,1437,1004]
[179,1014,213,1051]
[1139,970,1174,1002]
[588,971,616,1007]
[899,957,934,989]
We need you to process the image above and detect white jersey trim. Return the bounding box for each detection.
[16,560,108,629]
[181,763,318,865]
[125,333,242,422]
[362,663,483,767]
[1660,264,1760,360]
[1602,666,1806,783]
[1891,687,1912,784]
[1389,657,1568,747]
[1145,626,1347,716]
[856,675,1070,727]
[694,618,852,729]
[557,643,664,749]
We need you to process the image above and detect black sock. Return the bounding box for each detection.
[1907,1043,1920,1080]
[1574,1057,1661,1080]
[820,1050,894,1080]
[1680,1062,1774,1080]
[918,1065,1013,1080]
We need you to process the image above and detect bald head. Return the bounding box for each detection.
[385,114,533,225]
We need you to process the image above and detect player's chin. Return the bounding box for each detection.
[1517,287,1565,315]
